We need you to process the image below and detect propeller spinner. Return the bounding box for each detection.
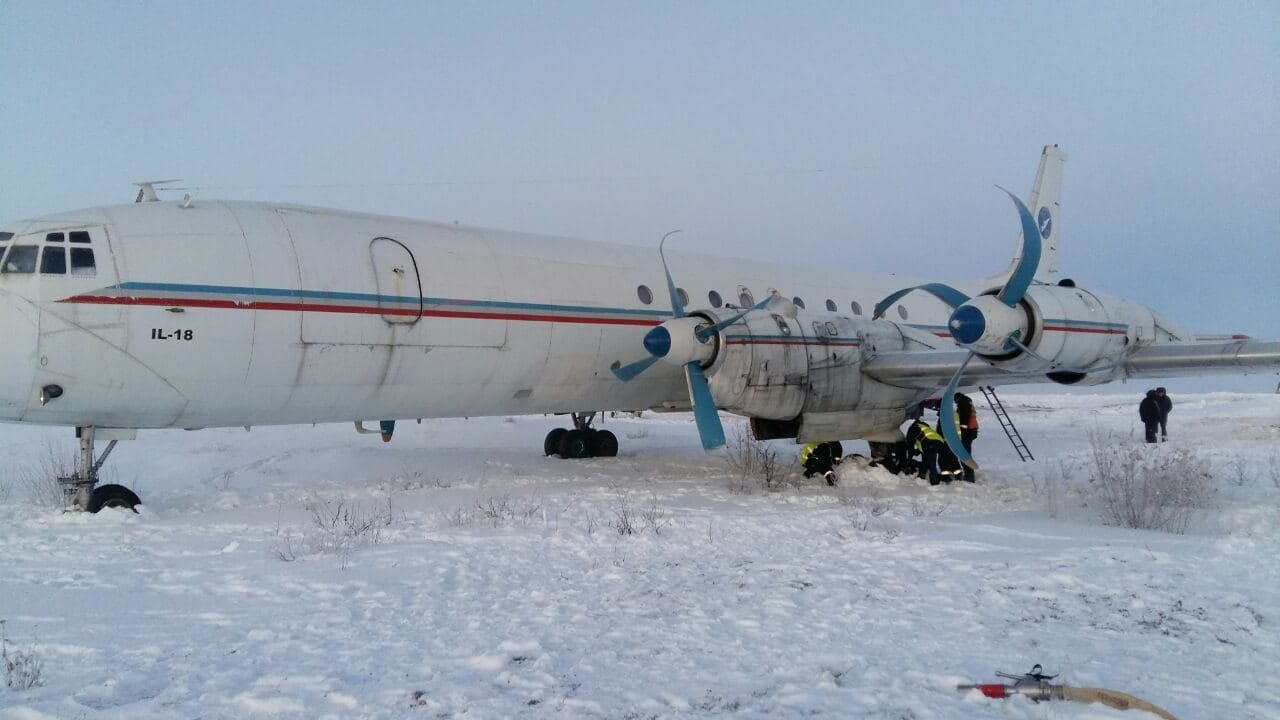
[609,231,774,451]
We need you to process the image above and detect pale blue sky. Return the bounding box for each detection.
[2,1,1277,375]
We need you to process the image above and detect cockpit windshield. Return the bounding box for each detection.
[1,245,38,274]
[0,229,97,277]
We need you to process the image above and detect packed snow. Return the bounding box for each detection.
[1,391,1278,719]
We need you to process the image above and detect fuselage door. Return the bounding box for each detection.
[370,237,422,324]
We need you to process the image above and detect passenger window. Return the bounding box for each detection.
[738,288,754,307]
[825,299,837,312]
[46,232,65,243]
[69,231,91,244]
[0,232,12,243]
[636,284,653,305]
[708,290,723,308]
[676,288,689,307]
[70,247,96,276]
[897,304,909,320]
[41,247,67,274]
[2,245,38,274]
[851,301,863,316]
[792,296,805,309]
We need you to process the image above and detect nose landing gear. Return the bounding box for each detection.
[543,412,618,460]
[58,427,141,513]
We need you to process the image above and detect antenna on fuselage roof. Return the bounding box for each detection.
[133,179,181,203]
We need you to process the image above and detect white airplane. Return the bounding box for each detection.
[2,146,1276,511]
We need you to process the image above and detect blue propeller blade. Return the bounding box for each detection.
[684,361,726,451]
[995,187,1042,308]
[658,230,686,317]
[872,283,972,320]
[938,352,978,469]
[694,295,775,343]
[610,356,662,382]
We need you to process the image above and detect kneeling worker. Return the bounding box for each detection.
[800,441,842,485]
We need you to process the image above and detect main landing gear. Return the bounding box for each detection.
[59,426,141,513]
[543,412,618,460]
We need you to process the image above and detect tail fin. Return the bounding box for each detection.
[989,145,1065,287]
[1026,144,1065,279]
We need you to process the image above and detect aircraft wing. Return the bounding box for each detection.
[863,339,1280,390]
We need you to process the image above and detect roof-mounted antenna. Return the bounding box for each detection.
[133,179,181,203]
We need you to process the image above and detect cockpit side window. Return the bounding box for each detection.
[41,246,67,274]
[70,247,96,276]
[46,232,65,243]
[69,231,90,244]
[2,245,39,274]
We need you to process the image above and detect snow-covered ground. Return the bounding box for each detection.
[1,392,1278,719]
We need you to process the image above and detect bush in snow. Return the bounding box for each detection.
[724,426,784,493]
[17,443,73,508]
[2,620,44,691]
[275,494,398,567]
[444,494,545,529]
[609,491,669,536]
[1085,430,1215,534]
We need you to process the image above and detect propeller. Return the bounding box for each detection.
[609,231,776,451]
[914,188,1044,469]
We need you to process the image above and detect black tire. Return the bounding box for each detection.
[544,428,567,456]
[86,484,141,513]
[590,430,618,458]
[558,429,593,459]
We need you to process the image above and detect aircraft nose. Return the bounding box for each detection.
[0,286,39,420]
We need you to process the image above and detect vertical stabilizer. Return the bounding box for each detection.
[991,145,1064,285]
[1024,144,1064,279]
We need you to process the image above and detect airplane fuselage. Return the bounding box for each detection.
[1,200,968,430]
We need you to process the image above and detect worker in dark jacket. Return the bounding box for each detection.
[955,392,979,482]
[904,418,945,485]
[800,441,841,485]
[1139,389,1161,443]
[1155,387,1172,441]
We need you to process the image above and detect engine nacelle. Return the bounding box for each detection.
[967,283,1161,378]
[696,309,860,420]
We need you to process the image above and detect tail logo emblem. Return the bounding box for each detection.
[1037,207,1052,239]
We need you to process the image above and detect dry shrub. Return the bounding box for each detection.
[724,426,784,493]
[1085,430,1215,534]
[275,494,399,567]
[2,620,44,691]
[444,493,544,529]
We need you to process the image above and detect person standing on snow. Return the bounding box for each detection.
[1155,387,1172,441]
[1139,389,1161,444]
[955,392,979,482]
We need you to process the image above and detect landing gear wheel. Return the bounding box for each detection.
[826,441,844,459]
[85,484,140,513]
[590,430,618,458]
[558,430,593,459]
[544,428,567,456]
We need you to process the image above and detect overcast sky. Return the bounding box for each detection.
[2,1,1277,364]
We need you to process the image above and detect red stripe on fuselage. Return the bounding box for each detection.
[61,295,662,326]
[1042,325,1127,334]
[726,339,861,347]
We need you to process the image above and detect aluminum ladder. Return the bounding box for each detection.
[979,386,1034,462]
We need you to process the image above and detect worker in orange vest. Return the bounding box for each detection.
[955,392,979,482]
